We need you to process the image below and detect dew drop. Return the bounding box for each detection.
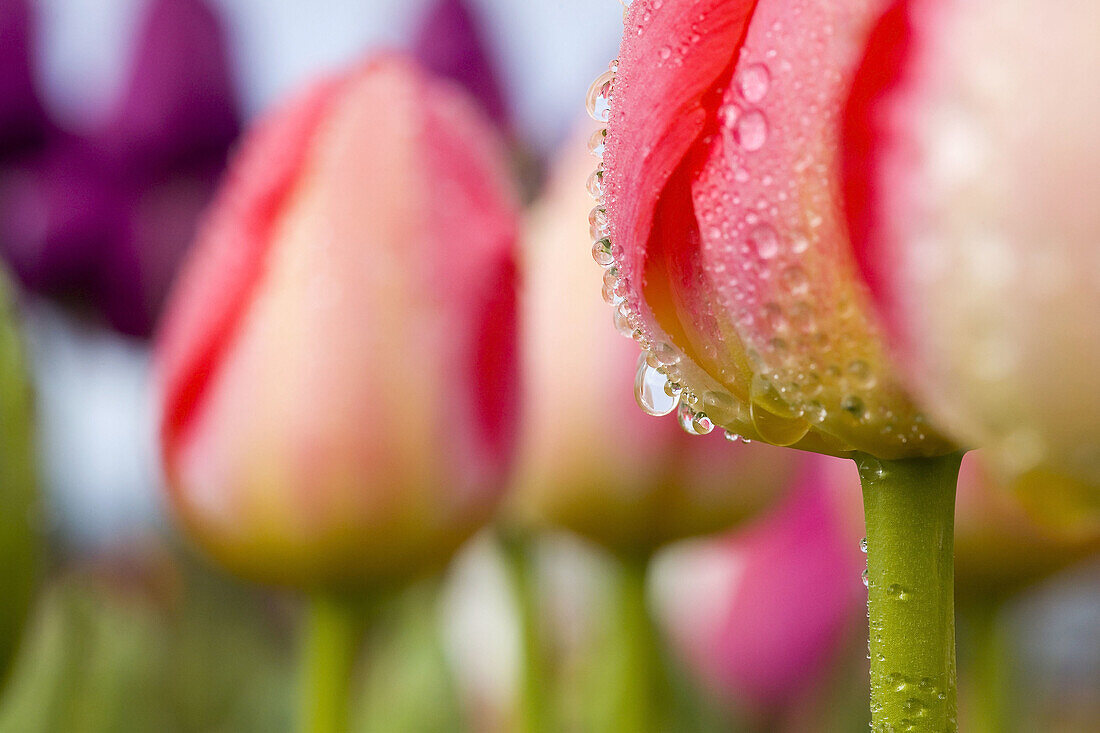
[585,71,615,123]
[592,239,615,267]
[841,395,869,422]
[750,401,810,447]
[587,128,608,159]
[861,569,870,588]
[749,224,780,259]
[734,110,768,151]
[739,63,770,103]
[586,168,604,199]
[635,353,680,416]
[658,45,672,60]
[859,537,868,554]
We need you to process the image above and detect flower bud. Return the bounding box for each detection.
[653,455,864,715]
[156,55,521,589]
[843,0,1100,484]
[597,0,956,458]
[513,129,794,556]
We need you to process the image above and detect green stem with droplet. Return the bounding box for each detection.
[299,593,366,733]
[857,451,964,733]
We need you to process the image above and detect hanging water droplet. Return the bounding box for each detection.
[735,110,768,151]
[592,238,615,267]
[859,537,868,554]
[635,353,680,416]
[586,168,604,199]
[585,71,615,123]
[723,431,742,442]
[587,128,608,159]
[739,63,770,103]
[861,568,870,588]
[750,401,810,446]
[589,206,610,240]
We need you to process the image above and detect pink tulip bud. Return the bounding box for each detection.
[514,128,794,554]
[156,55,521,588]
[654,454,864,715]
[843,0,1100,484]
[595,0,956,458]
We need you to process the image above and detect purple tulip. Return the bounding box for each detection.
[0,0,51,156]
[412,0,510,132]
[96,0,240,177]
[0,0,239,338]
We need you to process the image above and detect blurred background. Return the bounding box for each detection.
[1,0,1100,731]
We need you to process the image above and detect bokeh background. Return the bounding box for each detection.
[2,0,1100,731]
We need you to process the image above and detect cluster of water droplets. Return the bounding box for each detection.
[585,60,720,439]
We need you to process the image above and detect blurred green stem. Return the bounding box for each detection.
[857,452,963,733]
[606,552,664,733]
[499,530,552,733]
[967,600,1010,733]
[299,594,365,733]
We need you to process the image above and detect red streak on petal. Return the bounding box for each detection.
[841,0,913,322]
[156,74,349,476]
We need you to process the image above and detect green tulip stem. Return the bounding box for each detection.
[498,531,552,733]
[299,593,365,733]
[606,552,664,733]
[967,599,1010,733]
[857,452,964,733]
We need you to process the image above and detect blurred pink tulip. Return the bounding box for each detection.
[594,0,956,459]
[514,128,796,554]
[843,0,1100,486]
[156,55,521,589]
[654,454,864,716]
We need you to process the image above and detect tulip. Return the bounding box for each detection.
[0,0,50,157]
[842,0,1100,491]
[412,0,510,133]
[653,454,864,726]
[155,54,520,730]
[0,271,39,688]
[0,0,239,337]
[594,2,964,727]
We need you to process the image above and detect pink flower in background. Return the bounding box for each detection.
[654,454,864,715]
[157,54,521,588]
[843,0,1100,487]
[0,0,240,337]
[514,128,796,554]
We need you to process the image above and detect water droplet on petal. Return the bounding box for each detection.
[859,537,868,554]
[735,110,768,151]
[586,168,604,199]
[592,238,615,267]
[587,128,608,159]
[739,63,770,103]
[635,353,680,416]
[585,71,615,123]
